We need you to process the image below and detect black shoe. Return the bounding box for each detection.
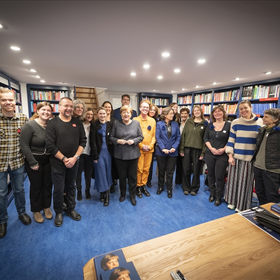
[146,181,152,188]
[119,196,125,202]
[100,192,105,202]
[214,198,222,206]
[190,191,197,196]
[110,184,115,193]
[141,186,150,197]
[157,188,163,195]
[66,210,81,221]
[167,190,172,198]
[183,190,190,196]
[130,197,137,206]
[136,187,143,198]
[209,195,215,202]
[85,189,91,199]
[19,213,31,225]
[54,213,63,227]
[77,191,82,201]
[62,202,67,212]
[0,223,7,239]
[104,194,109,207]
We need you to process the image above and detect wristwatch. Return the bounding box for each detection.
[75,155,80,159]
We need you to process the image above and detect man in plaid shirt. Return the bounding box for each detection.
[0,87,31,239]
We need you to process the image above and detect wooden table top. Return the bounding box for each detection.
[83,203,280,280]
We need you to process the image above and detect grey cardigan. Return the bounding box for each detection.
[110,120,143,160]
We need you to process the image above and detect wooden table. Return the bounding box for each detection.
[84,203,280,280]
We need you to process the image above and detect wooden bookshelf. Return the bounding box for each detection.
[27,84,69,117]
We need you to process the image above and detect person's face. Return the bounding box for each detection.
[105,258,119,270]
[172,104,178,114]
[121,110,132,122]
[213,108,224,121]
[37,105,52,121]
[140,102,149,116]
[103,103,112,115]
[165,110,174,122]
[0,92,16,114]
[121,97,130,106]
[180,111,189,121]
[59,99,73,118]
[116,274,130,280]
[193,107,202,118]
[74,103,84,117]
[85,111,94,122]
[262,113,277,127]
[149,106,156,117]
[98,109,106,122]
[239,103,252,119]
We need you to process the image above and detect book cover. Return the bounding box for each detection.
[100,261,141,280]
[271,203,280,215]
[268,85,277,98]
[93,249,128,280]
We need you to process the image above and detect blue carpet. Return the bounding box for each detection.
[0,163,234,280]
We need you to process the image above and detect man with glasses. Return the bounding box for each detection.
[45,97,86,227]
[113,94,137,120]
[133,100,156,198]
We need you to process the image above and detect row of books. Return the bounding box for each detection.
[214,89,240,102]
[94,249,140,280]
[219,103,238,114]
[12,89,21,103]
[15,105,22,113]
[178,95,192,105]
[30,90,68,101]
[143,97,169,106]
[194,93,212,103]
[251,102,277,115]
[31,101,59,113]
[201,104,211,114]
[242,84,280,100]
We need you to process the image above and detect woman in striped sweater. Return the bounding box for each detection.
[225,100,263,212]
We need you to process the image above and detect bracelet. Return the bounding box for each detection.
[61,156,66,161]
[75,155,80,159]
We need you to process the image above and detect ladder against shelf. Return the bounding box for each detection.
[75,87,99,119]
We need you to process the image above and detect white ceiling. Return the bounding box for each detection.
[0,1,280,94]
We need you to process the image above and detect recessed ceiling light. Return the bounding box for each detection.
[195,85,199,88]
[157,75,163,79]
[30,69,37,73]
[61,82,67,84]
[174,68,180,73]
[40,80,45,83]
[35,75,40,78]
[143,64,150,69]
[0,24,3,28]
[234,77,240,81]
[10,46,20,51]
[23,60,31,64]
[130,72,136,76]
[161,52,170,58]
[212,82,217,85]
[152,89,159,92]
[198,59,206,64]
[182,88,186,91]
[263,71,271,75]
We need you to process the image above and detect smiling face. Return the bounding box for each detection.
[0,91,16,116]
[85,110,94,122]
[59,98,73,119]
[37,105,52,121]
[103,102,112,115]
[97,109,106,123]
[165,109,174,122]
[171,104,178,114]
[193,107,202,119]
[239,103,252,119]
[180,110,189,122]
[73,103,84,117]
[149,106,156,117]
[213,108,224,121]
[121,109,132,123]
[262,113,278,127]
[140,102,149,116]
[121,96,130,106]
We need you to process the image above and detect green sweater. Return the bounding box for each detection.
[179,118,207,157]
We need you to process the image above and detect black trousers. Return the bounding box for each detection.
[175,155,183,184]
[254,166,280,205]
[76,154,93,191]
[204,151,228,199]
[156,155,177,191]
[115,158,138,198]
[181,148,203,193]
[52,162,78,213]
[25,155,52,212]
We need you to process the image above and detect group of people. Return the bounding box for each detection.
[1,86,280,239]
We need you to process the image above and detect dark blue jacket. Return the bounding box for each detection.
[113,107,137,121]
[155,120,181,157]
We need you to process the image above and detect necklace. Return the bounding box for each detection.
[35,118,47,129]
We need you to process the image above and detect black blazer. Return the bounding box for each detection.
[90,120,113,160]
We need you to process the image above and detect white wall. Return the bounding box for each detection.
[20,83,29,116]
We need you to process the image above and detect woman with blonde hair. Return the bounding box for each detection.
[20,102,53,223]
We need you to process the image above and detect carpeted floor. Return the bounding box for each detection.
[0,163,234,280]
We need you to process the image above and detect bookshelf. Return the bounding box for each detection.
[177,78,280,119]
[138,92,173,115]
[27,84,69,117]
[0,71,22,113]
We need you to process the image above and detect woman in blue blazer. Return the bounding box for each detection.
[155,107,181,198]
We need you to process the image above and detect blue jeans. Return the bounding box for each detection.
[0,165,26,224]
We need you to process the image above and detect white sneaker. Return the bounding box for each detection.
[235,208,241,213]
[227,204,235,210]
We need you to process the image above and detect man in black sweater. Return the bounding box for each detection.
[46,97,86,227]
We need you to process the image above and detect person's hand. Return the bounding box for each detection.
[180,152,184,157]
[217,148,225,155]
[199,156,203,160]
[64,157,76,168]
[228,154,235,165]
[211,147,219,155]
[31,164,39,171]
[117,139,127,145]
[94,160,98,164]
[127,140,134,145]
[162,149,169,154]
[169,148,176,153]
